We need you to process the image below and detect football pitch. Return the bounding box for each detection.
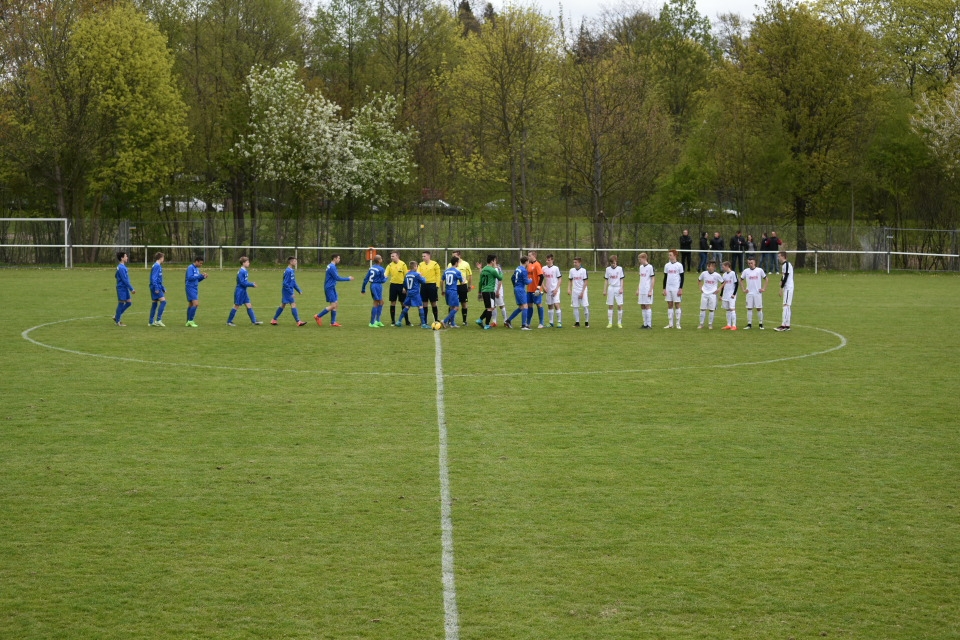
[1,267,958,639]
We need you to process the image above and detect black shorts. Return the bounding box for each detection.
[422,283,439,303]
[389,283,406,303]
[457,284,469,304]
[482,291,496,309]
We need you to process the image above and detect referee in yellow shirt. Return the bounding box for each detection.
[385,251,409,325]
[418,250,442,323]
[452,250,473,325]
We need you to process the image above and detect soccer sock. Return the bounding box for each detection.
[747,309,753,325]
[157,301,166,320]
[557,309,562,324]
[274,307,284,320]
[432,306,439,322]
[390,304,396,323]
[114,303,124,322]
[645,308,652,326]
[508,307,521,323]
[758,310,764,325]
[675,308,681,324]
[189,306,198,321]
[573,308,580,323]
[318,308,330,319]
[228,309,238,324]
[331,310,337,324]
[548,309,554,324]
[618,309,623,324]
[667,308,674,325]
[538,306,544,325]
[398,308,408,323]
[421,308,428,325]
[149,301,158,323]
[608,309,613,324]
[292,308,301,322]
[462,307,468,323]
[700,310,706,325]
[445,309,457,325]
[371,307,377,324]
[247,308,257,323]
[709,310,714,326]
[584,307,590,322]
[732,311,737,327]
[783,307,791,326]
[376,306,383,322]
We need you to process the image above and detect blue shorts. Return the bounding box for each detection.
[445,291,460,307]
[514,287,527,306]
[151,289,165,301]
[234,288,250,306]
[370,284,383,302]
[117,286,132,301]
[405,294,423,308]
[526,291,542,305]
[281,289,296,304]
[325,287,338,303]
[186,288,199,302]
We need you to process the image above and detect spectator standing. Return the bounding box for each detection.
[729,230,747,273]
[698,232,709,272]
[759,232,772,272]
[679,229,693,272]
[746,234,757,261]
[710,231,724,265]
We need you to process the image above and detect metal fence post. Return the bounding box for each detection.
[814,250,818,274]
[219,247,223,271]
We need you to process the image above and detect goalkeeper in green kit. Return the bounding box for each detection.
[475,254,503,329]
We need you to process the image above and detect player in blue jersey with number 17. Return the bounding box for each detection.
[361,254,388,328]
[315,254,354,327]
[441,257,465,328]
[397,261,429,328]
[114,251,135,326]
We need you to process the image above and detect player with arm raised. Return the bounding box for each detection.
[662,249,684,329]
[184,256,207,327]
[114,251,135,327]
[272,256,307,326]
[361,254,388,328]
[543,254,562,328]
[697,260,723,330]
[719,261,739,330]
[740,257,767,330]
[148,252,166,327]
[567,256,590,327]
[604,255,625,329]
[315,254,354,327]
[227,256,261,326]
[636,252,654,329]
[776,251,794,331]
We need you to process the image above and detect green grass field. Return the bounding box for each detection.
[1,266,958,639]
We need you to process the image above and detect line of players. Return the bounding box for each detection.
[111,248,794,331]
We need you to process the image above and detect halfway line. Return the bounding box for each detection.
[434,331,460,640]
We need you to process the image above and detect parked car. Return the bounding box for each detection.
[679,202,740,219]
[416,199,464,213]
[159,196,207,213]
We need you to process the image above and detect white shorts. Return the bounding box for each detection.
[638,290,653,306]
[495,290,505,306]
[782,288,794,306]
[700,293,717,311]
[665,288,682,303]
[571,290,589,307]
[606,289,624,306]
[746,293,763,309]
[722,297,736,311]
[546,289,561,305]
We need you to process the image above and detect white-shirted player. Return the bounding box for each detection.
[636,252,655,329]
[697,260,723,329]
[719,260,739,330]
[662,249,684,329]
[740,257,767,330]
[604,255,625,328]
[567,256,590,327]
[543,254,563,328]
[776,251,794,331]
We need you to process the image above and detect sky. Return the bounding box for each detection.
[530,0,762,30]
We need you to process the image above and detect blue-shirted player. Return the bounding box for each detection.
[272,256,307,326]
[441,257,465,328]
[396,261,429,328]
[314,254,354,327]
[361,254,388,328]
[185,256,207,327]
[505,255,531,330]
[148,251,166,327]
[114,251,135,326]
[227,256,262,326]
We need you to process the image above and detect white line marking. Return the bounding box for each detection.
[20,315,418,376]
[434,331,460,640]
[445,324,848,377]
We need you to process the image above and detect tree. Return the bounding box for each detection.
[913,79,960,177]
[738,1,880,265]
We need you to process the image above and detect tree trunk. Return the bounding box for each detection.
[795,195,807,268]
[509,152,522,250]
[232,176,246,247]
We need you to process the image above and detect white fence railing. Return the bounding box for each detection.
[2,241,959,273]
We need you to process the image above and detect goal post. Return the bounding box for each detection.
[0,218,70,268]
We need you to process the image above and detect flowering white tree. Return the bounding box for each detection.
[234,61,413,203]
[912,81,960,177]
